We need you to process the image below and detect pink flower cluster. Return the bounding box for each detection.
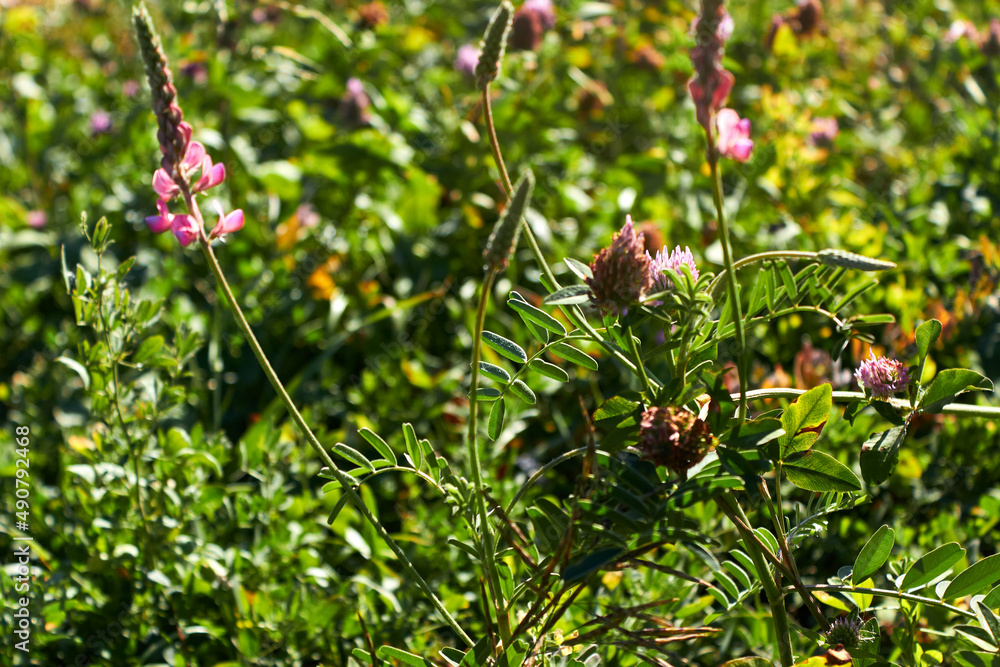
[146,139,243,246]
[587,217,701,314]
[854,352,911,400]
[688,0,754,162]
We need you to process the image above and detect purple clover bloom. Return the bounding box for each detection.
[646,245,699,305]
[854,352,910,400]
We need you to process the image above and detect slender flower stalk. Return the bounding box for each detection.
[133,3,471,647]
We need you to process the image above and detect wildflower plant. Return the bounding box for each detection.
[50,2,1000,666]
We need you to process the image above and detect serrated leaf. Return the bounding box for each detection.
[783,450,861,492]
[508,297,566,335]
[919,369,994,412]
[542,284,591,305]
[776,384,832,459]
[488,399,505,440]
[332,443,375,473]
[901,542,966,591]
[853,525,895,585]
[550,342,598,370]
[482,331,527,363]
[479,361,511,383]
[509,379,536,404]
[945,555,1000,600]
[859,425,906,486]
[529,359,569,382]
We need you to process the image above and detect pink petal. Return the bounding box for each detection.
[152,169,180,199]
[210,208,244,239]
[730,138,754,162]
[146,199,173,233]
[181,141,206,170]
[171,215,201,247]
[145,215,172,234]
[193,161,226,193]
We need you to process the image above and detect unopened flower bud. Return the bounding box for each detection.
[476,1,513,90]
[484,168,534,272]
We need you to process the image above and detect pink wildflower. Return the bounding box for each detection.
[586,215,653,315]
[646,245,699,304]
[688,0,736,129]
[716,108,753,162]
[854,352,910,400]
[208,200,245,240]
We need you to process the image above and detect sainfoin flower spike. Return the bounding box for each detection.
[854,351,910,400]
[586,215,653,315]
[716,108,753,162]
[688,0,736,130]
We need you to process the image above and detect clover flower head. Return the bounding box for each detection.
[646,245,699,305]
[854,351,910,400]
[586,215,653,315]
[638,406,715,477]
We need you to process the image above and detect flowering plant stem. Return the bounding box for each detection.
[708,154,749,425]
[481,86,652,386]
[740,388,1000,418]
[717,492,793,667]
[467,266,513,649]
[192,209,473,647]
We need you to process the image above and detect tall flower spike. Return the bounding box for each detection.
[586,216,653,315]
[854,352,910,400]
[133,3,190,176]
[484,168,534,272]
[476,1,514,90]
[688,0,735,131]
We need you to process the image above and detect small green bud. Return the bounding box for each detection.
[92,216,111,252]
[818,249,896,272]
[476,1,514,90]
[484,169,534,273]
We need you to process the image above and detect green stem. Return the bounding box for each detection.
[760,477,829,631]
[709,250,817,298]
[480,86,653,387]
[467,267,512,648]
[738,388,1000,418]
[709,156,748,425]
[796,585,976,620]
[624,322,652,397]
[718,494,794,666]
[196,237,473,647]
